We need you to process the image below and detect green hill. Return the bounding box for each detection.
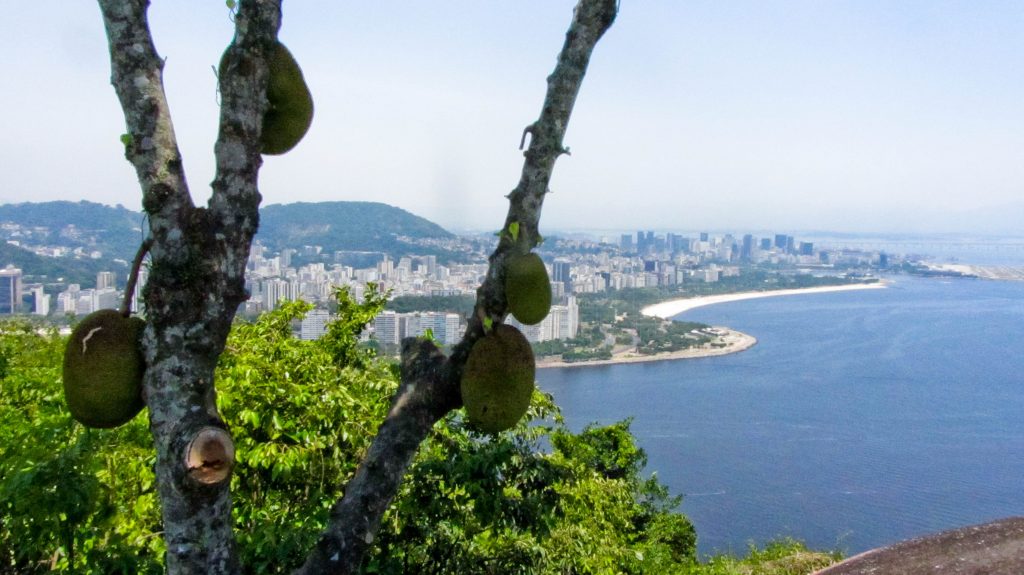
[0,201,461,285]
[256,201,457,259]
[0,242,127,289]
[0,200,144,262]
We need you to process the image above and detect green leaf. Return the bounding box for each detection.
[508,221,520,242]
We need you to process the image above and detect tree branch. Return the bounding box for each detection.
[99,1,281,573]
[296,2,617,573]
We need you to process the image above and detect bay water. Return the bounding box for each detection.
[536,275,1024,556]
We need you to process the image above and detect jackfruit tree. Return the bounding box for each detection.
[95,0,616,573]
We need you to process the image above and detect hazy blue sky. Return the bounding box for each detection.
[3,2,1022,234]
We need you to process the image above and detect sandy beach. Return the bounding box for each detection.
[640,282,887,320]
[536,282,885,369]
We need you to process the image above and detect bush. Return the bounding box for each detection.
[1,295,703,574]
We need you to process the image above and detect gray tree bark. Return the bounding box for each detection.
[99,0,280,572]
[97,0,616,573]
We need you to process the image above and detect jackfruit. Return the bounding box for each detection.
[505,252,552,325]
[261,42,314,155]
[461,324,536,434]
[62,309,146,428]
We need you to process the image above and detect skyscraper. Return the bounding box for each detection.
[552,259,572,293]
[741,234,754,260]
[96,271,117,290]
[0,267,23,314]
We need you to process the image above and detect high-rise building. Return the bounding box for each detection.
[444,313,461,345]
[798,242,814,256]
[0,267,23,314]
[32,286,50,316]
[741,234,754,260]
[760,237,772,251]
[620,234,633,251]
[552,259,572,293]
[93,288,119,311]
[774,234,788,250]
[300,309,332,340]
[373,311,400,346]
[507,296,578,343]
[58,284,81,314]
[96,271,117,290]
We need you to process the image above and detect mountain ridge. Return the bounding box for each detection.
[0,200,462,285]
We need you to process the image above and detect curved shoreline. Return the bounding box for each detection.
[536,327,757,370]
[537,282,886,370]
[640,282,887,320]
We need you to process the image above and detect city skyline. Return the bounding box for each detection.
[3,2,1023,235]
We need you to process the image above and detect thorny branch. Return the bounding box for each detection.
[296,1,618,573]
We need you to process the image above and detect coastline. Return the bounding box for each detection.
[923,263,1024,281]
[536,282,885,370]
[640,281,887,320]
[536,327,757,370]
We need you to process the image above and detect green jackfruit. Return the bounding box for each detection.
[261,42,314,155]
[62,309,146,428]
[461,324,536,434]
[505,252,552,325]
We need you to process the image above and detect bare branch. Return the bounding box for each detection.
[120,237,152,316]
[97,0,193,247]
[296,2,617,573]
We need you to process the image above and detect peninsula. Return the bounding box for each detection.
[536,282,885,369]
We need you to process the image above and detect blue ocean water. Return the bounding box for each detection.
[536,276,1024,557]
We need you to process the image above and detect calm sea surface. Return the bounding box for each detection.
[536,275,1024,556]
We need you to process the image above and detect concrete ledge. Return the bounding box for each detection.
[814,517,1024,574]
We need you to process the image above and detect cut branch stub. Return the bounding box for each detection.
[185,426,235,485]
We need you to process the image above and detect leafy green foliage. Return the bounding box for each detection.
[0,319,162,574]
[690,539,839,575]
[1,304,832,573]
[216,296,397,571]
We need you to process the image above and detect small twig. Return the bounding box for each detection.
[120,237,153,317]
[519,124,535,150]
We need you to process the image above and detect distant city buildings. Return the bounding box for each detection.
[2,226,899,334]
[0,266,23,314]
[371,310,463,348]
[507,296,579,343]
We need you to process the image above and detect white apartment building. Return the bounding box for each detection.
[32,286,50,316]
[371,310,464,346]
[299,309,332,341]
[507,296,579,343]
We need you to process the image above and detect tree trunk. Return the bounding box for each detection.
[98,0,281,572]
[97,0,616,573]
